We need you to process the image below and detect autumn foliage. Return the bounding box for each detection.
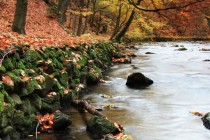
[0,0,93,50]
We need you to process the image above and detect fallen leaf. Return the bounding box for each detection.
[2,75,14,86]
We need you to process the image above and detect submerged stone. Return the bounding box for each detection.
[87,116,119,138]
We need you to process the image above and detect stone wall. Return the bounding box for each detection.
[0,41,121,139]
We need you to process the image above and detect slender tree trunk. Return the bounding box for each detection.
[90,0,96,28]
[77,0,85,36]
[12,0,28,34]
[113,0,142,42]
[57,0,68,24]
[77,15,83,36]
[114,10,135,42]
[110,0,122,39]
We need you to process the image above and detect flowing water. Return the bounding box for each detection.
[28,41,210,140]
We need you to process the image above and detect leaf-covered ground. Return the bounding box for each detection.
[0,0,97,50]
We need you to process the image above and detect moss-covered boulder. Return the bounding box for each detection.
[20,78,41,97]
[18,98,35,115]
[39,74,55,97]
[2,58,14,71]
[87,116,120,138]
[52,111,72,130]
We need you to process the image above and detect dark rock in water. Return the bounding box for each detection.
[177,47,187,51]
[145,52,155,54]
[201,112,210,129]
[130,65,138,69]
[86,116,120,138]
[203,59,210,62]
[126,72,153,88]
[52,111,72,131]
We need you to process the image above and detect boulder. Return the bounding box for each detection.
[86,116,120,138]
[126,72,153,88]
[52,111,72,131]
[201,112,210,129]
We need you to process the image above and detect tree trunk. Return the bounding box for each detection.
[110,0,122,39]
[113,0,142,42]
[72,99,105,117]
[58,0,68,24]
[12,0,28,34]
[76,0,85,36]
[113,10,135,42]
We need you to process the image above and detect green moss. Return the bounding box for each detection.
[16,61,26,69]
[0,93,4,112]
[18,98,35,115]
[10,94,22,105]
[2,90,14,106]
[39,74,55,97]
[29,94,42,110]
[23,50,42,63]
[52,58,63,70]
[54,70,69,87]
[41,101,61,114]
[0,66,6,73]
[20,78,41,97]
[53,78,64,91]
[2,126,13,136]
[87,116,118,138]
[69,79,80,89]
[7,72,24,92]
[2,58,14,71]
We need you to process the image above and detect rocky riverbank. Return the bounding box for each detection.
[0,41,131,139]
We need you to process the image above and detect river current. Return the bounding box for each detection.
[28,41,210,140]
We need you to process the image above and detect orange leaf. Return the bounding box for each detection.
[2,75,14,86]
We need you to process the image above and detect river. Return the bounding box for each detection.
[28,41,210,140]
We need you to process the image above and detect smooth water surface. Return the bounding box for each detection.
[29,42,210,140]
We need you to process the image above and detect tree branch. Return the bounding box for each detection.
[128,0,207,12]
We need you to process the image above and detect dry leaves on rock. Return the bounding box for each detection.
[2,75,14,86]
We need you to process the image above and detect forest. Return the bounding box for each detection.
[0,0,210,140]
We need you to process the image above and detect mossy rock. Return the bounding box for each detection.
[20,78,41,97]
[1,126,13,136]
[69,79,80,89]
[39,74,55,97]
[53,78,64,92]
[86,67,102,86]
[0,93,4,112]
[42,93,60,104]
[64,61,74,77]
[29,94,42,110]
[16,60,26,69]
[10,94,22,105]
[0,66,6,73]
[17,98,35,115]
[13,110,36,135]
[0,112,9,128]
[61,90,76,105]
[2,58,14,71]
[41,101,61,114]
[87,116,119,138]
[53,70,69,87]
[2,90,14,106]
[23,49,42,63]
[7,72,24,92]
[52,58,63,70]
[52,111,72,130]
